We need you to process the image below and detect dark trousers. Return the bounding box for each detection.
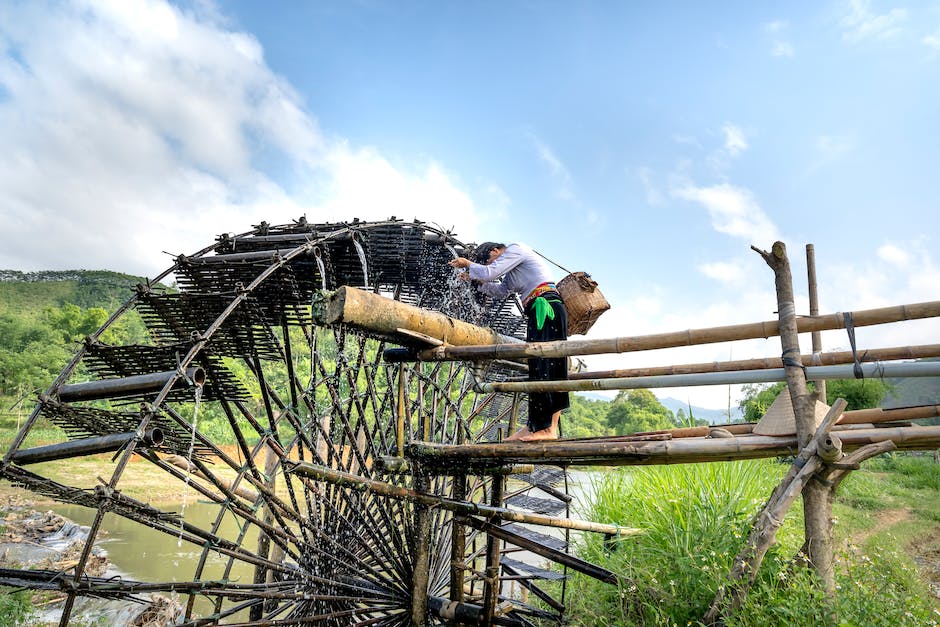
[525,294,569,432]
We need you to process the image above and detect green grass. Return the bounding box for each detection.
[561,456,940,626]
[568,460,784,625]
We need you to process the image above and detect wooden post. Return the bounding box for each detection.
[411,469,432,626]
[753,241,835,594]
[449,473,467,610]
[482,467,505,623]
[251,440,280,620]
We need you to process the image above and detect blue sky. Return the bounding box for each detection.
[1,0,938,409]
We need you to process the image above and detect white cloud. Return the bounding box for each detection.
[637,167,665,206]
[672,133,702,148]
[877,243,910,266]
[840,0,908,42]
[771,41,796,57]
[722,124,749,156]
[0,0,486,276]
[764,20,795,57]
[924,29,940,50]
[698,260,747,284]
[672,183,780,243]
[806,134,855,172]
[818,239,940,351]
[315,144,480,237]
[528,133,575,201]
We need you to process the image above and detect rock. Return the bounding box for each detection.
[131,594,183,626]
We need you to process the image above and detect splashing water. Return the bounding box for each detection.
[178,383,203,546]
[352,238,370,288]
[314,250,327,291]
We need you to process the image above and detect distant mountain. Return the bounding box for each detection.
[658,397,743,425]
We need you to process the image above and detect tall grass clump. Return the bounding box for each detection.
[566,460,783,625]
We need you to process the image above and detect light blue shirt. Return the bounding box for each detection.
[467,242,555,300]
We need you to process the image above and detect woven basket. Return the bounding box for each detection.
[556,272,610,336]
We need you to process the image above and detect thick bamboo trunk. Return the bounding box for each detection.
[11,429,164,465]
[56,368,205,402]
[313,286,519,347]
[754,241,834,595]
[417,300,940,361]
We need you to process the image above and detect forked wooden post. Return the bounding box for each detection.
[753,241,835,594]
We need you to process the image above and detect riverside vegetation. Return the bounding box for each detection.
[1,271,939,625]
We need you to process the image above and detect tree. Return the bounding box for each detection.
[562,394,612,439]
[605,389,674,435]
[824,379,892,411]
[739,379,891,423]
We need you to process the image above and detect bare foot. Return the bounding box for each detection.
[506,426,558,442]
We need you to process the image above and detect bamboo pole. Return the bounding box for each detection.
[838,404,940,425]
[416,300,940,361]
[287,461,641,536]
[806,244,826,403]
[162,455,259,502]
[406,424,940,467]
[566,343,940,380]
[474,361,940,394]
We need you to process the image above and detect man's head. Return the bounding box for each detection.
[471,242,506,265]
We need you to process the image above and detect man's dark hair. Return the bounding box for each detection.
[471,242,505,264]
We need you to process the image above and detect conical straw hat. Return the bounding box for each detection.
[753,390,830,436]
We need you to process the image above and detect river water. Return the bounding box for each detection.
[46,469,603,621]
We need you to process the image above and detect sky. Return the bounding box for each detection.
[1,0,939,411]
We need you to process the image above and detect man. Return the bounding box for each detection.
[448,242,569,441]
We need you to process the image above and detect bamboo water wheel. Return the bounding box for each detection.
[0,218,586,625]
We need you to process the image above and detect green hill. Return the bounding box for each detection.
[0,270,154,406]
[0,270,148,313]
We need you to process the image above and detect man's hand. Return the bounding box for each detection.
[448,257,471,269]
